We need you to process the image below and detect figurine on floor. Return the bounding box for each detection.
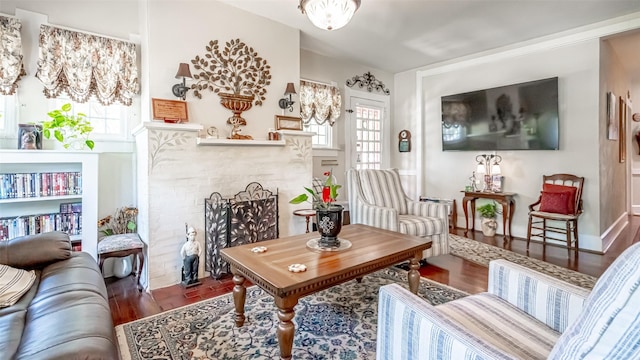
[181,226,202,287]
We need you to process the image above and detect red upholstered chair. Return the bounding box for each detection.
[527,174,585,257]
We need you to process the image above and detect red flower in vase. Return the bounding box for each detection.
[289,170,342,209]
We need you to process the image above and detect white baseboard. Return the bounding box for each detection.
[632,205,640,215]
[601,212,629,253]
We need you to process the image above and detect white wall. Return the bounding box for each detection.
[599,39,631,249]
[395,40,605,251]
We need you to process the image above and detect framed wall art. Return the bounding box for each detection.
[607,91,618,140]
[620,94,631,163]
[18,124,42,150]
[275,115,303,131]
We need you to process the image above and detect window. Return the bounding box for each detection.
[0,95,17,137]
[299,79,340,148]
[50,98,130,139]
[304,122,333,147]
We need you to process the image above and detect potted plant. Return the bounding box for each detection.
[41,103,95,150]
[290,170,343,249]
[477,201,498,237]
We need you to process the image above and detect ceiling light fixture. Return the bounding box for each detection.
[299,0,361,31]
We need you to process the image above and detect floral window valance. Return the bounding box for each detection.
[36,25,139,106]
[0,15,26,95]
[300,80,341,126]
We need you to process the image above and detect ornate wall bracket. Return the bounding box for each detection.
[346,71,390,95]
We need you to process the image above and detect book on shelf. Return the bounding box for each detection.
[0,172,82,199]
[60,202,82,213]
[0,212,82,241]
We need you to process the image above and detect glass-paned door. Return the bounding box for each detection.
[351,98,385,169]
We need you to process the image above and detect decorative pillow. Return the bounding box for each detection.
[543,183,577,214]
[549,241,640,359]
[0,264,36,308]
[539,191,571,214]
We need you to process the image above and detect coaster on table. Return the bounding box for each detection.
[250,246,268,253]
[288,264,307,273]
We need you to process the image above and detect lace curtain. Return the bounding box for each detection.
[0,15,25,95]
[36,25,139,106]
[300,80,341,126]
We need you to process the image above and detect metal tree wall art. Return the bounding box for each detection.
[191,39,271,105]
[191,39,272,139]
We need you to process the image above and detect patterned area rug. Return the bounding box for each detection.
[449,234,597,289]
[116,267,467,360]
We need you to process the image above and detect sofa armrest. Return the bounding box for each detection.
[377,284,515,360]
[352,197,399,232]
[488,259,590,333]
[407,200,449,229]
[0,232,71,269]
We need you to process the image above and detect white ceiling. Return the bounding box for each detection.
[220,0,640,75]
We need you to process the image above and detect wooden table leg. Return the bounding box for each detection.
[304,216,310,233]
[232,273,246,327]
[499,200,508,239]
[275,296,299,360]
[463,196,473,236]
[408,252,421,294]
[508,199,515,240]
[135,250,144,291]
[470,198,477,232]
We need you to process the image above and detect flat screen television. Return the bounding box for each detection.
[441,77,559,151]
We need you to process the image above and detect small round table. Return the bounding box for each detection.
[293,209,316,233]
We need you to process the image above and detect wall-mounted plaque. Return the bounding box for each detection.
[152,98,189,123]
[275,115,303,130]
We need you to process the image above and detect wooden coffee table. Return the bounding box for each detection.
[220,224,432,359]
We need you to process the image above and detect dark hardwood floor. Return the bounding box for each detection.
[107,216,640,326]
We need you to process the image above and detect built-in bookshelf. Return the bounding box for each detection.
[0,150,99,260]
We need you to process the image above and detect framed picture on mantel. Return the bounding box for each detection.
[152,98,189,123]
[275,115,303,130]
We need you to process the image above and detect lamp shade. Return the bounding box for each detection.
[476,164,486,174]
[491,164,501,175]
[284,82,296,96]
[299,0,361,31]
[175,63,192,79]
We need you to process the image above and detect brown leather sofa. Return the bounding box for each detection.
[0,232,118,360]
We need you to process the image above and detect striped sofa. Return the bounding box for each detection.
[377,241,640,359]
[347,168,449,259]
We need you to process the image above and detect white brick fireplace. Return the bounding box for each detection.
[133,122,313,290]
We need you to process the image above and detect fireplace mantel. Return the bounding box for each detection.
[134,121,313,290]
[196,138,285,146]
[133,122,315,147]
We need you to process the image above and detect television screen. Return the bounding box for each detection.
[441,77,559,151]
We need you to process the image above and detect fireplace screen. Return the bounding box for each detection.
[204,182,279,278]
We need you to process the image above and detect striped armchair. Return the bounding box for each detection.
[377,241,640,359]
[347,168,449,259]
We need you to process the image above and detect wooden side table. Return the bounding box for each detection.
[293,209,316,233]
[462,191,516,239]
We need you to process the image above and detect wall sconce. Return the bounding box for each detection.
[278,83,297,112]
[476,154,502,192]
[172,63,192,101]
